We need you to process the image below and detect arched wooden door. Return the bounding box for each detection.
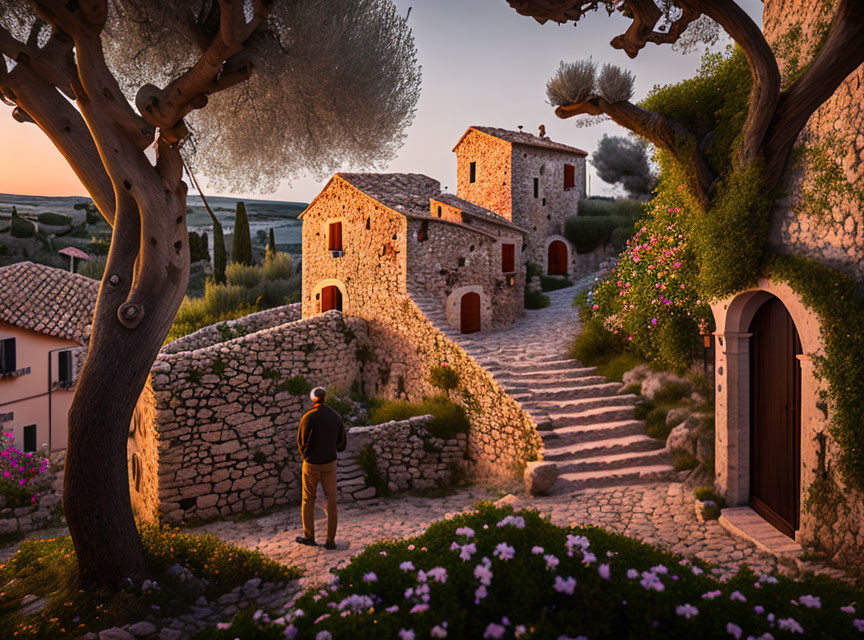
[321,285,343,312]
[460,292,481,334]
[749,296,801,538]
[548,241,568,276]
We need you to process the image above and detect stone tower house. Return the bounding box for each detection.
[453,126,587,277]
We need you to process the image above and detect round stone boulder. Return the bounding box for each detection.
[524,461,558,496]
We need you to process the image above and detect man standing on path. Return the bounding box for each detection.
[296,387,347,549]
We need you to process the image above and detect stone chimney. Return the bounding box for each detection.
[517,125,523,132]
[538,124,546,138]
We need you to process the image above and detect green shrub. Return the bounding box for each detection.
[77,255,107,280]
[279,376,311,396]
[189,230,210,263]
[37,212,72,226]
[694,487,726,508]
[0,525,299,640]
[524,289,550,309]
[565,215,627,254]
[370,396,469,440]
[595,352,645,383]
[429,364,460,391]
[325,386,356,421]
[577,198,615,217]
[10,210,35,238]
[75,201,103,225]
[569,317,623,365]
[357,444,388,496]
[540,275,574,291]
[262,252,294,281]
[226,261,263,288]
[199,502,864,640]
[231,201,253,266]
[673,451,699,472]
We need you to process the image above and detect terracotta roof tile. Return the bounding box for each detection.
[0,261,98,343]
[433,194,528,234]
[338,173,441,217]
[458,126,588,156]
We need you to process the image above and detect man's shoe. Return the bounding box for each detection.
[295,536,317,547]
[324,540,337,550]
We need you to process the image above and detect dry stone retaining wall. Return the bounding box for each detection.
[150,311,368,523]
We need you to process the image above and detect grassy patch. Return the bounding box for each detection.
[369,396,469,440]
[540,275,574,292]
[0,525,300,640]
[524,289,551,309]
[673,451,699,472]
[570,317,646,383]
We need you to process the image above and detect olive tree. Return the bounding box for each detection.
[0,0,420,588]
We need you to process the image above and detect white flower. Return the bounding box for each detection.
[315,632,332,640]
[362,572,377,582]
[400,561,416,571]
[431,625,448,638]
[544,555,560,570]
[428,567,448,583]
[598,564,611,580]
[777,618,803,634]
[553,576,577,595]
[675,604,699,619]
[475,563,494,585]
[497,515,526,529]
[398,630,415,640]
[730,590,747,602]
[531,546,544,555]
[494,543,516,561]
[798,595,821,609]
[726,622,742,639]
[841,605,856,614]
[456,527,475,538]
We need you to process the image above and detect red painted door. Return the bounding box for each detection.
[749,297,801,538]
[548,241,567,275]
[461,292,480,334]
[321,285,343,312]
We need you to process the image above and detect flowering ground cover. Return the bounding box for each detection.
[0,431,50,508]
[197,502,864,639]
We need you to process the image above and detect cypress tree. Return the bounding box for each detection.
[232,201,253,266]
[266,227,277,261]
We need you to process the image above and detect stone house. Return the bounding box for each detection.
[301,172,527,334]
[711,1,864,564]
[452,126,587,277]
[0,261,94,452]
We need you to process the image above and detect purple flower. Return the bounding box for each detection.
[544,555,560,571]
[730,591,746,603]
[531,546,544,555]
[841,605,856,614]
[493,543,515,561]
[799,595,821,609]
[283,624,298,639]
[553,576,576,595]
[400,561,415,572]
[475,585,488,604]
[675,604,698,619]
[854,619,864,632]
[726,622,742,639]
[483,623,506,639]
[455,527,475,538]
[427,567,448,583]
[778,618,803,634]
[362,572,377,583]
[598,564,610,580]
[409,604,429,614]
[398,630,415,640]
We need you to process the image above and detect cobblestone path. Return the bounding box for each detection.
[447,278,675,490]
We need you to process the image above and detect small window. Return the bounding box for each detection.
[502,244,516,273]
[458,257,466,267]
[418,220,429,242]
[365,217,370,230]
[23,424,36,453]
[437,206,442,218]
[328,222,343,252]
[564,163,576,189]
[469,162,477,183]
[58,350,73,383]
[533,178,539,199]
[0,338,15,374]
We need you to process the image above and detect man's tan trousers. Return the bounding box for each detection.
[301,460,338,543]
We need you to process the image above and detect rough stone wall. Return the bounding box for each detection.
[162,304,302,354]
[406,218,524,330]
[764,0,864,279]
[338,416,468,500]
[572,243,619,280]
[455,130,514,220]
[302,177,407,319]
[150,311,368,523]
[128,377,159,523]
[511,147,587,270]
[302,178,541,483]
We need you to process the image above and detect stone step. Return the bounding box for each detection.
[540,419,647,443]
[525,394,640,414]
[555,447,673,474]
[495,373,603,389]
[543,433,664,460]
[539,404,637,427]
[493,366,598,380]
[481,359,580,373]
[555,464,676,491]
[509,382,621,402]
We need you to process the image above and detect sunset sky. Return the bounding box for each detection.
[0,0,762,203]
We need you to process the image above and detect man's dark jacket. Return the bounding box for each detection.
[297,401,347,464]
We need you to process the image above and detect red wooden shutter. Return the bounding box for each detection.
[502,244,515,273]
[329,222,342,251]
[564,164,575,189]
[461,293,480,334]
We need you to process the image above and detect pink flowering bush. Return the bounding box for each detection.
[586,200,712,373]
[0,431,50,508]
[199,503,864,639]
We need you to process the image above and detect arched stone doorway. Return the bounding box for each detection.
[460,292,481,334]
[321,285,343,312]
[711,278,825,542]
[547,240,568,276]
[748,296,801,537]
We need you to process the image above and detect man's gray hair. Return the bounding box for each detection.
[310,387,326,402]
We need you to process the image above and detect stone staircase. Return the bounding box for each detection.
[410,283,676,492]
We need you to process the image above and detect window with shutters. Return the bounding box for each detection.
[328,221,343,252]
[0,338,15,374]
[502,243,516,273]
[564,164,576,189]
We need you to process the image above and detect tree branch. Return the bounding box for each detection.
[135,0,273,143]
[762,0,864,189]
[556,97,713,205]
[0,23,76,99]
[682,0,780,167]
[611,0,701,58]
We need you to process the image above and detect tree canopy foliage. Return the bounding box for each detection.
[592,134,656,199]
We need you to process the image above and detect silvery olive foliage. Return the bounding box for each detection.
[597,63,634,103]
[547,59,633,106]
[1,0,421,193]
